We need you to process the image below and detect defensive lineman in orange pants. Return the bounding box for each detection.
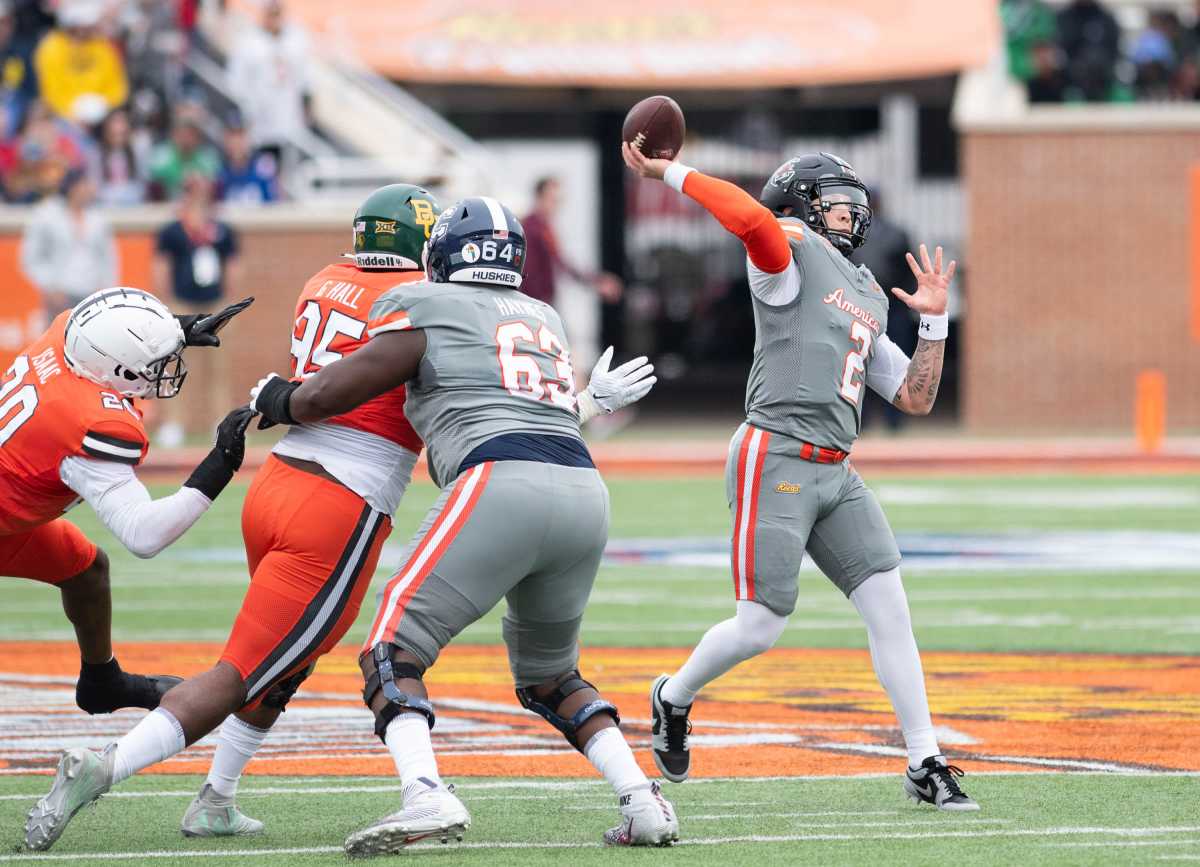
[1,288,251,719]
[623,143,980,811]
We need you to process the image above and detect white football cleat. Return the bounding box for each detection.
[181,783,265,837]
[25,746,114,851]
[603,782,679,846]
[344,779,470,858]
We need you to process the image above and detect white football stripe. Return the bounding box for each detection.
[479,196,508,233]
[736,427,763,598]
[82,435,141,458]
[369,465,484,647]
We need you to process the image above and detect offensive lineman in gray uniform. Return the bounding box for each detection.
[623,143,979,811]
[250,196,680,854]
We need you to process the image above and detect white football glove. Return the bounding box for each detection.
[248,373,282,413]
[577,346,656,424]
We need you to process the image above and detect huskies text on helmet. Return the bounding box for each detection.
[423,197,526,289]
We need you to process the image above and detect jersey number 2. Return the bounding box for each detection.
[495,322,575,410]
[839,321,873,406]
[0,356,38,447]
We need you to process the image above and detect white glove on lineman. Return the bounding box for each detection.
[248,373,283,414]
[577,346,656,424]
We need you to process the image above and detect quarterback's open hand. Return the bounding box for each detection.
[175,297,254,348]
[621,141,674,181]
[585,346,656,413]
[891,244,954,316]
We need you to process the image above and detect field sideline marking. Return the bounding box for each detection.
[3,827,1200,861]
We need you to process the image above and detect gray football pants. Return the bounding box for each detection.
[363,460,610,688]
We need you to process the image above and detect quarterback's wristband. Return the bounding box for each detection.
[917,313,949,341]
[663,163,696,192]
[182,448,236,501]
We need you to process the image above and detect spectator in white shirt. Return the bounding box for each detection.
[226,0,310,165]
[20,168,118,316]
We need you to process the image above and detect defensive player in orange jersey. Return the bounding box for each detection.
[0,288,253,717]
[25,185,439,847]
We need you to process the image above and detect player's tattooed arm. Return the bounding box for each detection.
[288,329,427,423]
[889,243,954,416]
[892,337,945,415]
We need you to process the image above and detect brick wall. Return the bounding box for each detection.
[962,126,1200,434]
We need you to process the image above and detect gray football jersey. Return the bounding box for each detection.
[745,219,891,452]
[369,281,582,487]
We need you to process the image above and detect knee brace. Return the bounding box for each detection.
[515,670,620,752]
[362,642,436,742]
[261,663,314,711]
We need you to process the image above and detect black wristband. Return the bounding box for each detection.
[256,377,300,426]
[183,447,237,501]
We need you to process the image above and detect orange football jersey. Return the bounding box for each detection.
[0,312,148,535]
[290,263,424,454]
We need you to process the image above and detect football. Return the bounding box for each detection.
[623,95,685,160]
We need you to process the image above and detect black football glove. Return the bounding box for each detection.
[250,373,300,430]
[176,297,255,348]
[183,406,256,500]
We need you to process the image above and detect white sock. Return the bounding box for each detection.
[850,568,941,767]
[383,713,443,801]
[583,726,650,803]
[661,600,788,707]
[112,708,186,785]
[204,716,270,798]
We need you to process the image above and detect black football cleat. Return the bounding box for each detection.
[76,670,183,715]
[904,756,981,811]
[649,674,692,783]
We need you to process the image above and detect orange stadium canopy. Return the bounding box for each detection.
[253,0,1000,89]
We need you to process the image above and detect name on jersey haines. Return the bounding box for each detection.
[823,287,880,334]
[493,296,547,322]
[314,280,367,310]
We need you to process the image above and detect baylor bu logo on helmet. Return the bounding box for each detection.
[423,196,526,288]
[64,288,188,398]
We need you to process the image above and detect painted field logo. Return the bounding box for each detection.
[1,643,1196,779]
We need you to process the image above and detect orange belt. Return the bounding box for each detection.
[798,442,848,464]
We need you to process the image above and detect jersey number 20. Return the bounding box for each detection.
[0,356,38,447]
[495,322,575,411]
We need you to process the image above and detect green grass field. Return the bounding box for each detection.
[2,471,1199,864]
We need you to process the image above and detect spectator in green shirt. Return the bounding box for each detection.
[1001,0,1057,82]
[148,109,220,200]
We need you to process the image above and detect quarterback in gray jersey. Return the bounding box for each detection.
[623,143,978,811]
[251,196,679,853]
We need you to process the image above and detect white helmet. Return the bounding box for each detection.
[64,288,188,399]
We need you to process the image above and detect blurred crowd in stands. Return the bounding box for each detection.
[1004,0,1200,102]
[0,0,310,207]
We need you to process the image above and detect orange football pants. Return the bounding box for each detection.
[222,455,391,710]
[1,519,98,585]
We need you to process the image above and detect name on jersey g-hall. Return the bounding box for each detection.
[314,280,366,310]
[822,287,880,335]
[493,296,547,323]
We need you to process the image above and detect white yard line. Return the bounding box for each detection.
[3,827,1200,861]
